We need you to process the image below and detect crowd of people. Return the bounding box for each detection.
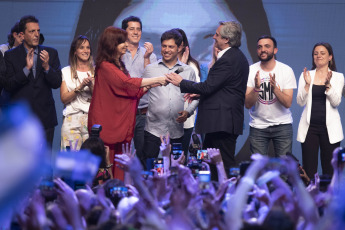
[0,13,345,229]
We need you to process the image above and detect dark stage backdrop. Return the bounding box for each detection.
[1,0,345,172]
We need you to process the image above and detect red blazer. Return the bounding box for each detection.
[88,61,145,144]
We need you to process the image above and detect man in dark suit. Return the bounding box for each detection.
[3,15,62,147]
[0,52,5,92]
[167,21,249,177]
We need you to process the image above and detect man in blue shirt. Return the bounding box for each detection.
[121,16,157,168]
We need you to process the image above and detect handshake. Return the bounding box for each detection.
[145,72,184,90]
[158,72,184,87]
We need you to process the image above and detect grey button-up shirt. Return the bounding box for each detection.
[122,46,157,109]
[144,59,199,139]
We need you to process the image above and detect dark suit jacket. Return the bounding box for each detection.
[3,43,62,129]
[0,52,5,93]
[180,47,249,135]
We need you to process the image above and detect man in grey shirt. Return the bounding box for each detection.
[143,29,198,163]
[121,16,157,167]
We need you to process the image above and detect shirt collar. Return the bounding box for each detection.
[158,59,183,68]
[217,47,231,59]
[126,44,141,54]
[24,45,38,54]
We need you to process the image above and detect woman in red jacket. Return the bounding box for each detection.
[88,26,166,180]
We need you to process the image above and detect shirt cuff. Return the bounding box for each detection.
[23,67,30,77]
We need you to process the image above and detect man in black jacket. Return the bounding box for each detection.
[3,15,62,147]
[167,21,249,177]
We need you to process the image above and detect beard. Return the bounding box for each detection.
[258,51,274,62]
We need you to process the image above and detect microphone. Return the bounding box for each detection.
[174,67,184,74]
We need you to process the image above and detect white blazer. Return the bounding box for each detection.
[296,69,344,144]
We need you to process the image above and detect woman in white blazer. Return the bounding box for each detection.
[297,42,344,179]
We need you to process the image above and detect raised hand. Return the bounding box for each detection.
[171,151,185,167]
[325,70,332,88]
[40,50,50,71]
[303,67,311,85]
[254,70,261,90]
[203,148,222,165]
[269,73,277,92]
[160,134,171,157]
[114,143,136,171]
[26,48,34,70]
[54,178,83,229]
[143,42,154,59]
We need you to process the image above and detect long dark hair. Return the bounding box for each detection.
[173,28,201,76]
[7,22,20,47]
[69,35,95,80]
[96,26,128,74]
[311,42,337,71]
[80,136,107,168]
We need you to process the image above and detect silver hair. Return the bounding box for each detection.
[219,21,242,47]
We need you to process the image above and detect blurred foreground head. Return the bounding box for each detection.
[0,103,46,224]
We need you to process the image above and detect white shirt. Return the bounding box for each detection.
[247,61,297,129]
[183,62,200,129]
[217,47,231,59]
[61,66,92,116]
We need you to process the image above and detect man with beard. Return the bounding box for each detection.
[245,35,296,156]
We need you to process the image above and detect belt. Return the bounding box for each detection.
[136,107,148,115]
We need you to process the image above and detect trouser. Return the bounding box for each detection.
[249,124,293,156]
[133,113,146,168]
[302,124,340,179]
[61,112,89,151]
[182,127,194,157]
[204,132,238,181]
[45,127,55,149]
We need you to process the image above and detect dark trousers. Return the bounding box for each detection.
[204,132,238,181]
[143,131,183,169]
[182,127,194,157]
[302,124,340,179]
[45,127,55,149]
[133,114,146,168]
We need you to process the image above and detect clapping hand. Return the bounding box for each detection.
[303,67,311,85]
[325,70,332,88]
[40,50,50,71]
[269,73,277,92]
[254,70,261,90]
[26,48,34,70]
